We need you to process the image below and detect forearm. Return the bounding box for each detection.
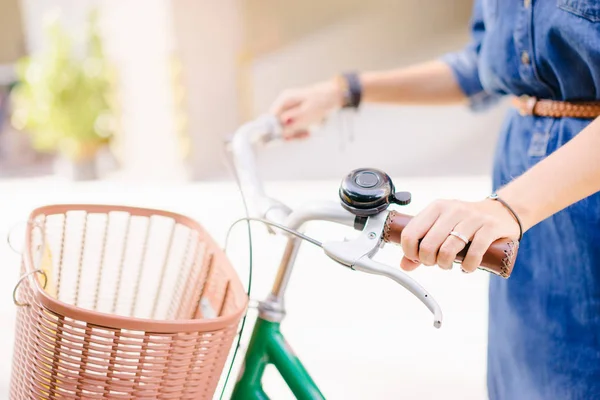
[498,117,600,231]
[359,60,467,105]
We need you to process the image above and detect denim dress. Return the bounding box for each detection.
[442,1,600,399]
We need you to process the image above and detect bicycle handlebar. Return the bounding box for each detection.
[228,115,516,329]
[229,115,290,224]
[384,211,518,278]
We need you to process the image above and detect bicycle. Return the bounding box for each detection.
[7,115,518,400]
[224,115,519,399]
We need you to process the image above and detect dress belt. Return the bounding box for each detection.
[512,95,600,119]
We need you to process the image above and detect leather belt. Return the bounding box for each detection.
[512,95,600,119]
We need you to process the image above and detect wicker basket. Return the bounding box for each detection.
[10,204,248,400]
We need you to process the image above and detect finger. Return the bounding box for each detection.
[419,211,463,267]
[280,107,303,128]
[270,92,302,116]
[436,219,483,270]
[461,227,498,273]
[284,130,310,141]
[280,107,313,137]
[400,256,421,271]
[400,203,442,264]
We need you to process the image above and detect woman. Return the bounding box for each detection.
[269,1,600,399]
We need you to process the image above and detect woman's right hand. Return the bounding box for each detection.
[269,79,344,139]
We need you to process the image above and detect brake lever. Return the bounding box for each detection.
[322,212,443,328]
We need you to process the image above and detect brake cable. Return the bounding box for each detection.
[225,218,322,249]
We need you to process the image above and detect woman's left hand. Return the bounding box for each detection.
[399,198,521,273]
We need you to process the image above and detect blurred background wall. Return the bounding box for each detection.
[4,0,507,182]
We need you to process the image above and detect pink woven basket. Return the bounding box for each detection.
[10,204,248,400]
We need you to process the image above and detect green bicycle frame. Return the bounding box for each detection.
[230,317,325,400]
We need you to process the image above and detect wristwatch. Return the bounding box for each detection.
[336,72,362,109]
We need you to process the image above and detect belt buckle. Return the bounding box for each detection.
[518,95,538,116]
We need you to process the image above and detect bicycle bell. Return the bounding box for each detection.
[339,168,411,218]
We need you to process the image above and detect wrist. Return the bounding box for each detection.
[329,76,346,109]
[494,187,537,233]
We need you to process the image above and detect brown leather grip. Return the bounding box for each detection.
[383,211,518,278]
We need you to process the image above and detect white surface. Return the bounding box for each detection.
[0,174,492,399]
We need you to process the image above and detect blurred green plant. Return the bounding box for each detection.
[11,10,116,161]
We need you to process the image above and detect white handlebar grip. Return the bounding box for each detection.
[229,115,285,218]
[249,114,284,144]
[353,256,443,328]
